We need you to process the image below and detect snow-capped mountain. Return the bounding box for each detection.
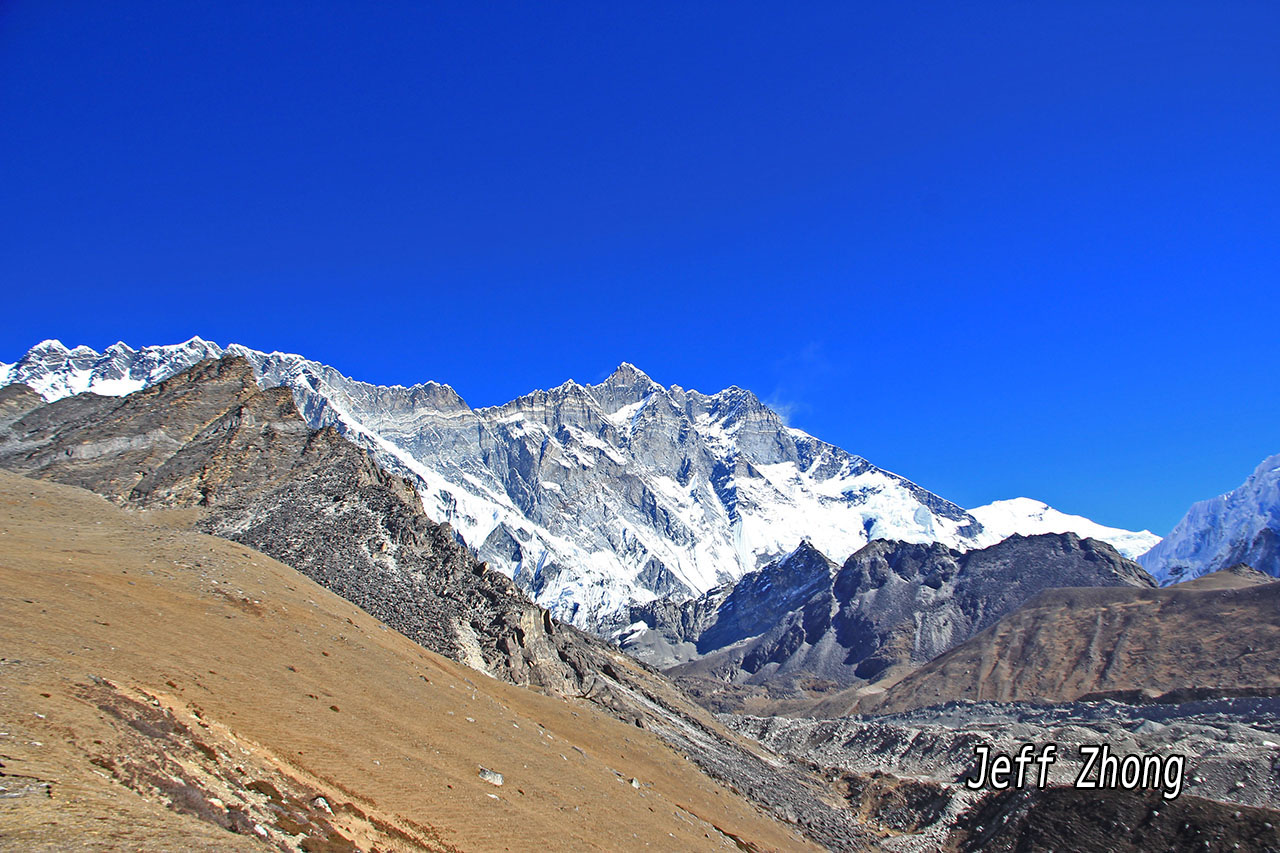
[0,338,1156,629]
[0,338,227,399]
[968,498,1160,560]
[1138,453,1280,585]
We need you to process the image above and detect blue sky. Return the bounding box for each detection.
[2,2,1277,534]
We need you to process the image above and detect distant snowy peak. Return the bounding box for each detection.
[968,497,1160,560]
[1139,453,1280,585]
[0,337,224,400]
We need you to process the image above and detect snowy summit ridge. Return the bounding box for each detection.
[1,339,1158,629]
[968,497,1160,560]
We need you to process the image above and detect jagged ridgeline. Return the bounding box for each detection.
[623,531,1156,713]
[0,338,1162,633]
[0,357,879,851]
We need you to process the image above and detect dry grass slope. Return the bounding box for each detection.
[0,470,818,852]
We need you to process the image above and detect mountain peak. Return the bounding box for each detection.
[786,538,822,560]
[968,496,1160,560]
[600,361,658,389]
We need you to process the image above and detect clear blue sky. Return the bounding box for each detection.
[3,2,1277,535]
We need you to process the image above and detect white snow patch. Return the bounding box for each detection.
[969,498,1161,560]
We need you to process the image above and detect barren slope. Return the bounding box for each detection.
[854,567,1280,715]
[0,470,820,852]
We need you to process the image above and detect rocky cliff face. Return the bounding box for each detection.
[0,357,878,851]
[1140,452,1280,584]
[627,532,1155,709]
[620,541,838,669]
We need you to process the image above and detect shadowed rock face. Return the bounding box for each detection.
[0,357,878,852]
[621,541,838,669]
[630,532,1155,711]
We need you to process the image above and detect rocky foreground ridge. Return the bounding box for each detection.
[0,469,824,852]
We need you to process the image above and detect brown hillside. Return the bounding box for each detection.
[851,571,1280,715]
[0,470,819,852]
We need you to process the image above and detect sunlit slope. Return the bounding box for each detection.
[0,470,816,852]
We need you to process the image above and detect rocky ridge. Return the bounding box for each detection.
[619,540,839,669]
[624,533,1155,712]
[840,565,1280,715]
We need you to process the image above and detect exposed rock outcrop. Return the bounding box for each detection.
[627,532,1155,712]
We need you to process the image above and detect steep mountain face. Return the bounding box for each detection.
[627,533,1155,710]
[968,497,1160,560]
[620,541,839,668]
[0,358,878,851]
[1,338,1158,631]
[1,339,990,631]
[1139,453,1280,584]
[852,566,1280,715]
